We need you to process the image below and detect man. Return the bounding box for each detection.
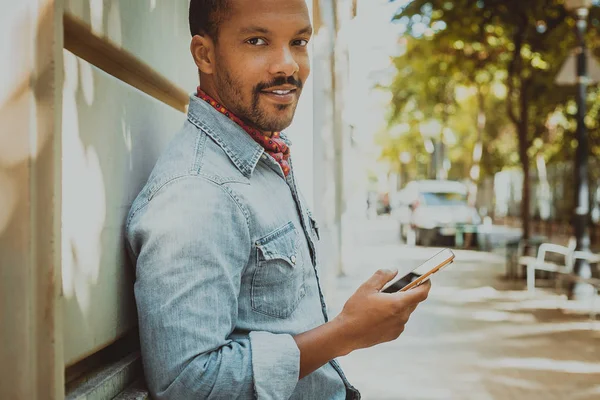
[126,0,431,399]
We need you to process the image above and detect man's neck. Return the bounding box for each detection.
[198,84,274,138]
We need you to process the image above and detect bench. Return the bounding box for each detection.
[505,235,547,279]
[518,237,600,320]
[519,238,577,295]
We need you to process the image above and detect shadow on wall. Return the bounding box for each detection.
[0,0,193,368]
[61,0,192,367]
[0,3,55,238]
[0,3,63,397]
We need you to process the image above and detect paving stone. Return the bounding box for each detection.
[330,218,600,400]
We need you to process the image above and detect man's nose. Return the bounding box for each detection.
[268,46,299,77]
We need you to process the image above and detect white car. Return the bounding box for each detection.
[392,180,481,246]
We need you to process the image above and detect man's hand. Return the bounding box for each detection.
[294,269,431,379]
[333,269,431,355]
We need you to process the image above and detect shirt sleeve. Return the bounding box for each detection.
[127,175,300,400]
[249,331,300,399]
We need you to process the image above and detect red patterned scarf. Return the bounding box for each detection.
[197,88,291,177]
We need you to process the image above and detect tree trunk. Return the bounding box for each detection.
[469,86,486,208]
[520,142,531,240]
[506,23,530,240]
[518,95,531,240]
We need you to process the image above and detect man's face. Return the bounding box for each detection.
[210,0,312,132]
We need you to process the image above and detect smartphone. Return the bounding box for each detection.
[380,248,455,293]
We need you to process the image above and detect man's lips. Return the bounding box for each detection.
[260,87,299,103]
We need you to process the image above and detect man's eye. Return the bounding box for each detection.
[247,38,267,46]
[293,39,309,47]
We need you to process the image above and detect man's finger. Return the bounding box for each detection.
[392,279,431,302]
[360,269,398,292]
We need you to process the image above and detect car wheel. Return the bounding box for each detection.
[470,232,479,249]
[417,228,432,246]
[422,229,432,247]
[420,229,437,247]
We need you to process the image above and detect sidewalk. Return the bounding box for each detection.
[328,217,600,400]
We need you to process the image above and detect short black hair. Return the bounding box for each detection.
[189,0,230,40]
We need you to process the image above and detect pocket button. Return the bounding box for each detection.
[291,255,297,265]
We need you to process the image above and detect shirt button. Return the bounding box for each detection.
[261,154,267,160]
[291,255,297,264]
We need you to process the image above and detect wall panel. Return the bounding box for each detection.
[0,1,64,398]
[61,50,183,366]
[64,0,197,92]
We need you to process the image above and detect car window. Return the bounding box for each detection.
[421,192,467,206]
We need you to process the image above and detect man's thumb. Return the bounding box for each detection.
[361,269,398,292]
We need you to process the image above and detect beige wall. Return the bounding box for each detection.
[64,0,197,90]
[0,0,63,398]
[0,0,196,392]
[61,50,185,366]
[60,0,199,368]
[312,0,354,292]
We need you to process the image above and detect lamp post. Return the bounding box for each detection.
[564,0,593,298]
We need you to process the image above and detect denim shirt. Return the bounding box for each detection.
[126,95,360,400]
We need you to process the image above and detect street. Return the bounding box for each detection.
[329,217,600,400]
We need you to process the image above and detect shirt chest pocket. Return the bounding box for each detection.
[252,221,306,319]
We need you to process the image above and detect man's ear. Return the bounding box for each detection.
[190,34,215,75]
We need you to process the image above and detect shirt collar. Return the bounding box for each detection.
[187,94,266,178]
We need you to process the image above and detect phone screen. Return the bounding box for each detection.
[381,249,455,293]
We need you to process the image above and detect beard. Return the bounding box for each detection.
[214,68,303,132]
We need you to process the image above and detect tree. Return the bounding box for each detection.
[387,36,459,180]
[391,0,600,239]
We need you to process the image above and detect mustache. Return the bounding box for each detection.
[255,76,303,93]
